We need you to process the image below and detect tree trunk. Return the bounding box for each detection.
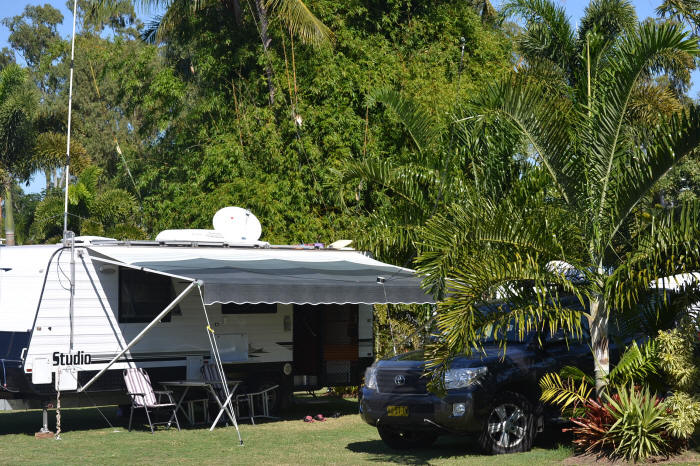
[4,180,14,246]
[589,295,609,397]
[231,0,242,25]
[254,0,276,105]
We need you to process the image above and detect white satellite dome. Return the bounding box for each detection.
[212,206,262,242]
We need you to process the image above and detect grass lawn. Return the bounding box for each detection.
[0,396,696,465]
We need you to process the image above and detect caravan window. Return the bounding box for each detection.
[119,268,178,323]
[221,303,277,314]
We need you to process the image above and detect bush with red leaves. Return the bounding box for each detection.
[565,397,618,456]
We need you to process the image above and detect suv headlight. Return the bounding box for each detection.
[364,366,378,390]
[443,367,487,390]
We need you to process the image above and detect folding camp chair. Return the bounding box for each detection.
[235,384,279,425]
[123,368,180,433]
[201,363,239,428]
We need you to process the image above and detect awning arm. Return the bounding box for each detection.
[78,280,199,392]
[89,255,196,282]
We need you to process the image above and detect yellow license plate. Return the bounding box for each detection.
[387,405,408,416]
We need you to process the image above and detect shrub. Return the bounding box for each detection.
[605,385,673,462]
[565,386,694,461]
[663,392,700,440]
[539,325,700,461]
[657,326,699,392]
[566,397,616,456]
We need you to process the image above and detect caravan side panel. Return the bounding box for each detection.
[24,248,130,379]
[0,245,57,332]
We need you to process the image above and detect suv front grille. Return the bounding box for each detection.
[376,369,429,394]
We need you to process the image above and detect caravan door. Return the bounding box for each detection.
[292,304,361,387]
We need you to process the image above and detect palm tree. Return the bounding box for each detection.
[339,87,525,265]
[0,64,38,246]
[108,0,331,105]
[417,16,700,396]
[504,0,695,107]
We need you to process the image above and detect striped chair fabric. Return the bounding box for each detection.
[124,368,158,407]
[123,368,180,433]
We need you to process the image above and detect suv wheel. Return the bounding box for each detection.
[377,425,437,449]
[479,392,535,454]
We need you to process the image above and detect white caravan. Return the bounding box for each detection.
[0,235,433,412]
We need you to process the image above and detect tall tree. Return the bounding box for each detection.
[3,4,69,190]
[417,17,700,396]
[2,4,65,95]
[1,4,63,71]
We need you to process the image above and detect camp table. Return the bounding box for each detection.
[161,379,241,429]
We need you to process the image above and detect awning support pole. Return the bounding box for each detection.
[197,285,243,444]
[78,280,198,392]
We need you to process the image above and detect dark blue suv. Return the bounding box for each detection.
[360,325,597,454]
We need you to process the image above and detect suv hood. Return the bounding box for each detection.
[376,343,532,370]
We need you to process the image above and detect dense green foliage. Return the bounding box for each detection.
[0,1,508,245]
[8,0,509,246]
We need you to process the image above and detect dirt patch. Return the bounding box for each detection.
[561,449,700,465]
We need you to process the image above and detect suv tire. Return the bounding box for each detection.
[478,391,535,454]
[377,425,437,449]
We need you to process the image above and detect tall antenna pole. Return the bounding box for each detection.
[64,0,78,354]
[63,0,78,236]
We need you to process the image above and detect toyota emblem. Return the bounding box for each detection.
[394,375,406,385]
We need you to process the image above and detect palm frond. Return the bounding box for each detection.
[266,0,332,46]
[577,0,637,44]
[475,74,577,204]
[502,0,577,73]
[627,80,683,125]
[416,170,584,297]
[0,64,37,179]
[606,340,659,386]
[588,21,698,230]
[0,64,26,103]
[33,132,91,175]
[656,0,700,35]
[29,193,65,241]
[605,106,700,250]
[646,44,696,93]
[608,201,700,311]
[560,365,595,386]
[140,14,163,44]
[125,0,175,13]
[368,88,442,158]
[540,371,594,410]
[337,157,445,263]
[340,158,438,212]
[614,284,700,337]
